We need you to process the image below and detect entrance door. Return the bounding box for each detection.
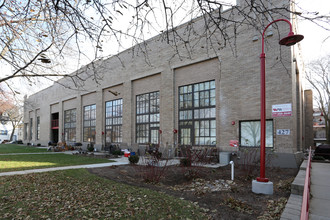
[52,129,58,143]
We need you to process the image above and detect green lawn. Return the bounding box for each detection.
[0,154,113,172]
[0,144,47,154]
[0,169,208,219]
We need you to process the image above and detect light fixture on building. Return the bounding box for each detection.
[108,90,120,96]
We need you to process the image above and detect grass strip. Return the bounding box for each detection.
[0,144,47,154]
[0,169,208,219]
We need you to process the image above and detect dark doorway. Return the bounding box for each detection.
[51,113,59,143]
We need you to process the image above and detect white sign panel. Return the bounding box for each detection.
[276,129,291,135]
[272,103,292,117]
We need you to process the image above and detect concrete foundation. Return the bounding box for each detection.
[252,180,274,195]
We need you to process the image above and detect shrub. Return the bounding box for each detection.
[37,143,41,146]
[112,150,123,156]
[180,158,192,167]
[138,155,169,183]
[129,155,140,164]
[87,143,94,152]
[154,151,162,159]
[27,143,31,146]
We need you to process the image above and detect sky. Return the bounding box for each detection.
[297,0,330,62]
[2,0,330,97]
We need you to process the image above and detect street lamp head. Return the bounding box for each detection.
[279,31,304,46]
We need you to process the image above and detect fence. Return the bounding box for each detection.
[300,147,312,220]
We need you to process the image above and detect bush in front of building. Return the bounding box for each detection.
[87,143,94,152]
[129,155,140,164]
[180,158,192,167]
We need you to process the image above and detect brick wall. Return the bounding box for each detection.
[23,2,309,155]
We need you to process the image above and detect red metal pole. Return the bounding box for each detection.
[256,18,293,183]
[257,52,268,182]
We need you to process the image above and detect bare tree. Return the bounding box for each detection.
[306,55,330,143]
[1,0,329,92]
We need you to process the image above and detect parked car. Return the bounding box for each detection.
[314,144,330,159]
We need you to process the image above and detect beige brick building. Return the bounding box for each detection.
[23,0,313,167]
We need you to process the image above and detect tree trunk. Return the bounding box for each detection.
[10,127,15,141]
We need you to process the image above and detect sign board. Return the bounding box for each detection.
[230,140,239,147]
[272,103,292,117]
[276,129,291,135]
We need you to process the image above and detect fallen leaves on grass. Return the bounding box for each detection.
[0,169,209,219]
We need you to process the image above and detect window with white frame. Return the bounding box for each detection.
[239,120,273,148]
[105,99,123,143]
[83,104,96,142]
[178,80,216,146]
[136,91,160,144]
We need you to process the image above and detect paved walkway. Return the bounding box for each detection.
[281,161,330,220]
[0,156,130,177]
[309,162,330,220]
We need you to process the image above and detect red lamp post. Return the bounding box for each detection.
[257,19,303,183]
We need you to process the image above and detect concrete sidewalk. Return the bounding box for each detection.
[0,156,130,177]
[309,162,330,220]
[281,161,330,220]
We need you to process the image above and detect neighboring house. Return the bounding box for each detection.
[0,123,10,143]
[313,109,326,146]
[23,0,313,168]
[0,118,17,142]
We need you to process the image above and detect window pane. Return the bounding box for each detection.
[210,89,215,98]
[194,84,199,92]
[210,97,216,106]
[194,109,199,119]
[187,85,192,93]
[211,120,216,129]
[240,120,273,147]
[210,81,215,89]
[205,81,210,90]
[199,83,204,90]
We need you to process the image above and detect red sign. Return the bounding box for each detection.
[230,140,239,147]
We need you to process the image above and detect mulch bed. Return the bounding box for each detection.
[88,160,297,219]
